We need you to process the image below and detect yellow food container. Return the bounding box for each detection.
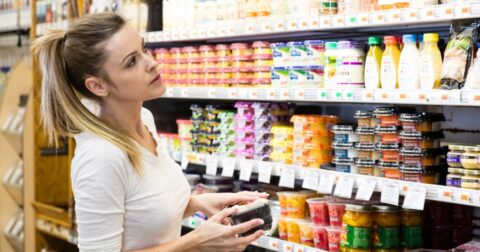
[286,218,301,243]
[298,220,315,247]
[271,125,294,135]
[278,218,289,240]
[340,204,372,252]
[284,191,318,219]
[372,205,401,251]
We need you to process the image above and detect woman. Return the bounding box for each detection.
[32,13,266,252]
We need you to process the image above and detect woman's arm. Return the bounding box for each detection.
[129,207,264,252]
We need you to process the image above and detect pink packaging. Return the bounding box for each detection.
[326,202,346,227]
[306,197,331,226]
[326,227,341,252]
[312,226,328,250]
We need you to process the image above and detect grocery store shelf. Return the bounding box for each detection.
[162,87,480,107]
[146,2,479,43]
[183,216,325,252]
[174,151,480,208]
[36,20,69,37]
[36,217,77,245]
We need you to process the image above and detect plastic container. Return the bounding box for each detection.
[327,201,346,227]
[304,40,325,66]
[380,36,400,90]
[278,218,289,240]
[336,40,365,88]
[356,160,376,176]
[271,67,290,88]
[324,42,338,89]
[286,218,301,243]
[298,220,315,247]
[400,148,440,167]
[271,42,290,67]
[307,65,325,88]
[252,41,272,58]
[373,107,401,127]
[307,197,331,226]
[400,165,438,184]
[312,225,329,250]
[398,34,421,89]
[372,205,401,250]
[333,158,357,173]
[365,37,383,89]
[288,41,308,66]
[355,110,375,128]
[461,146,478,169]
[326,227,341,252]
[289,66,308,87]
[377,161,401,179]
[230,43,253,58]
[375,126,400,145]
[356,143,380,161]
[356,127,376,144]
[399,112,445,132]
[340,204,372,251]
[447,168,465,187]
[333,142,357,159]
[447,145,464,168]
[229,198,272,236]
[276,192,288,217]
[420,33,443,90]
[399,131,443,149]
[332,125,359,143]
[284,191,317,219]
[461,169,480,190]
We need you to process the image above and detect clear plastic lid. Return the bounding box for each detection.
[399,112,445,122]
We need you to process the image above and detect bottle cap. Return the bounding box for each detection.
[424,33,439,43]
[368,36,382,45]
[384,36,397,45]
[403,34,417,43]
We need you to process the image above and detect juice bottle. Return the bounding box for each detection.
[420,33,443,90]
[380,36,400,90]
[398,34,420,89]
[364,36,383,89]
[324,42,338,89]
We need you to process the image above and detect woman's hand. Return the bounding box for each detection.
[192,207,265,252]
[190,191,269,217]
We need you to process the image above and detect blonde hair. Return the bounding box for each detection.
[31,13,143,172]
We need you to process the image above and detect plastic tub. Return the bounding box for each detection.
[306,197,332,226]
[447,145,464,168]
[271,42,290,67]
[271,67,290,88]
[312,225,329,250]
[333,158,357,173]
[375,126,400,145]
[400,148,441,167]
[355,110,375,128]
[356,143,380,161]
[326,201,346,227]
[461,146,479,169]
[298,220,315,247]
[284,191,318,219]
[276,192,288,217]
[356,160,376,176]
[286,218,301,243]
[356,127,376,144]
[252,41,272,58]
[400,165,438,184]
[333,142,358,159]
[373,107,402,127]
[377,143,401,162]
[377,161,401,179]
[332,125,359,143]
[399,112,445,132]
[277,218,288,240]
[326,227,341,251]
[400,131,443,149]
[230,43,253,58]
[289,66,309,87]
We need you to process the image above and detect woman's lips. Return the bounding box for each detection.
[150,74,160,85]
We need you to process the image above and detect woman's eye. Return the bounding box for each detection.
[127,57,136,68]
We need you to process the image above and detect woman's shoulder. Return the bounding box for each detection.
[73,131,129,162]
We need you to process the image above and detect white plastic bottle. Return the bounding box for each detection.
[420,33,443,90]
[398,34,421,89]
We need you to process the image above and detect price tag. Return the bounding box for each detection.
[207,88,216,98]
[404,9,418,21]
[239,159,254,181]
[295,245,305,252]
[164,31,172,41]
[287,20,298,30]
[332,15,345,27]
[258,162,273,184]
[381,182,399,206]
[171,31,180,40]
[361,90,374,101]
[221,157,236,177]
[318,173,335,194]
[266,89,276,100]
[181,152,189,170]
[421,7,436,20]
[388,10,401,23]
[269,239,279,249]
[282,242,294,252]
[226,25,235,35]
[440,5,454,18]
[244,23,254,34]
[455,191,471,204]
[154,31,163,42]
[261,21,272,32]
[280,88,290,99]
[438,188,453,201]
[180,31,188,39]
[279,166,296,188]
[334,176,355,199]
[455,3,471,17]
[248,89,258,99]
[299,18,309,30]
[355,178,376,201]
[358,13,369,25]
[302,170,320,191]
[397,92,409,101]
[227,88,237,99]
[373,12,385,24]
[332,90,343,101]
[318,90,329,100]
[472,192,480,206]
[181,88,189,98]
[205,155,219,175]
[343,91,354,101]
[165,88,174,97]
[346,15,357,25]
[273,20,286,31]
[217,26,226,36]
[309,18,320,29]
[403,186,427,210]
[320,16,331,27]
[295,89,305,100]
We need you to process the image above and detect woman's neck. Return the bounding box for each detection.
[99,100,146,138]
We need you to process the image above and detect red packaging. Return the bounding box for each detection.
[326,227,341,252]
[312,226,328,250]
[306,197,331,226]
[326,202,346,227]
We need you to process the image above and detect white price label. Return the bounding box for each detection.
[355,178,376,201]
[280,88,290,99]
[205,155,219,175]
[455,3,471,17]
[295,245,306,252]
[334,176,355,199]
[440,5,454,18]
[266,89,276,100]
[226,25,235,35]
[438,188,453,201]
[221,157,236,177]
[472,192,480,206]
[332,90,343,101]
[273,20,286,31]
[388,10,401,23]
[343,91,354,101]
[320,16,331,27]
[405,9,418,21]
[318,173,335,194]
[361,90,374,101]
[282,242,294,252]
[269,239,279,250]
[227,88,237,99]
[381,182,399,206]
[239,160,254,181]
[287,20,298,30]
[248,89,258,99]
[421,7,435,20]
[373,12,385,24]
[165,88,174,97]
[181,153,189,170]
[181,88,189,98]
[358,13,369,25]
[147,32,155,43]
[417,92,428,102]
[258,162,273,184]
[302,170,320,191]
[332,15,345,26]
[217,26,226,36]
[309,18,320,29]
[299,18,309,30]
[279,166,296,188]
[455,191,471,204]
[295,89,305,100]
[403,186,427,210]
[245,23,254,33]
[207,88,216,98]
[261,21,271,32]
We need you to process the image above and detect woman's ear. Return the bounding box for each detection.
[85,76,109,97]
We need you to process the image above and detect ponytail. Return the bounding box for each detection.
[31,14,143,173]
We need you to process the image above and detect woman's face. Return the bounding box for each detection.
[101,24,163,102]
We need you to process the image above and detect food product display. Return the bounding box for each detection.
[229,198,272,236]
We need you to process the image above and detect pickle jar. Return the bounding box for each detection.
[372,205,401,251]
[461,146,478,169]
[447,145,464,168]
[461,169,480,190]
[446,168,464,188]
[400,209,423,250]
[340,204,372,252]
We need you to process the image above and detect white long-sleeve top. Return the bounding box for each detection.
[71,108,191,251]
